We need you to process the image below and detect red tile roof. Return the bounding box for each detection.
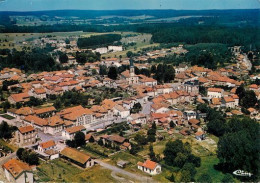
[40,140,55,149]
[24,115,48,126]
[3,159,31,178]
[65,125,85,134]
[138,160,158,170]
[18,125,35,134]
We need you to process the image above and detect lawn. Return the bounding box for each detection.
[195,156,225,182]
[35,159,115,182]
[0,114,15,120]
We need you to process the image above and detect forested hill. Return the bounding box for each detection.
[0,9,258,19]
[0,9,259,28]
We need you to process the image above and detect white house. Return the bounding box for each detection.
[62,125,86,140]
[113,105,130,119]
[184,110,196,120]
[38,140,56,152]
[207,88,224,99]
[137,160,161,175]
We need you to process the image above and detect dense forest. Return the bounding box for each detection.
[0,48,58,72]
[149,26,259,50]
[1,23,259,51]
[77,34,121,48]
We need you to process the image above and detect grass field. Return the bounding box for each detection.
[36,159,115,182]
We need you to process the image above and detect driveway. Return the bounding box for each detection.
[94,159,154,182]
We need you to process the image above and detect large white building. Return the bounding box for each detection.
[108,46,123,52]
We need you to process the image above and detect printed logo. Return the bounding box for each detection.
[233,170,253,177]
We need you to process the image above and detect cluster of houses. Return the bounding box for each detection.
[1,44,260,182]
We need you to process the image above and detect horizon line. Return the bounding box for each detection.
[0,8,259,13]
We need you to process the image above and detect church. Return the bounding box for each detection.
[121,59,139,84]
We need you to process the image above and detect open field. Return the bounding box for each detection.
[0,31,137,50]
[103,43,159,58]
[35,159,116,182]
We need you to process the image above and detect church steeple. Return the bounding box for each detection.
[130,58,134,67]
[129,58,135,76]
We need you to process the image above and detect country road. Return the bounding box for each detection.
[94,159,154,182]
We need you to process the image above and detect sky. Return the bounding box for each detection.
[0,0,259,11]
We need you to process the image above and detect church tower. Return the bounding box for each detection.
[130,58,135,77]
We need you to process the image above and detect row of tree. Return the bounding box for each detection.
[77,34,121,48]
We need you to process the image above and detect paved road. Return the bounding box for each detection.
[142,101,152,115]
[95,159,154,182]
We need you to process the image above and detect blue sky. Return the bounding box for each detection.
[0,0,259,11]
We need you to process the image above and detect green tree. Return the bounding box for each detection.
[180,170,191,182]
[197,173,212,183]
[0,121,17,139]
[130,143,141,155]
[99,65,107,76]
[92,69,97,75]
[2,101,11,112]
[168,173,175,182]
[182,163,197,179]
[207,119,226,137]
[89,136,95,143]
[134,134,147,146]
[59,53,68,64]
[74,131,86,147]
[54,99,62,109]
[27,152,39,165]
[221,174,234,183]
[149,144,157,162]
[170,121,175,128]
[98,138,104,146]
[174,152,188,168]
[240,90,257,108]
[108,66,118,80]
[65,38,70,44]
[17,148,25,160]
[127,51,134,58]
[152,121,157,130]
[130,102,142,114]
[151,65,156,73]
